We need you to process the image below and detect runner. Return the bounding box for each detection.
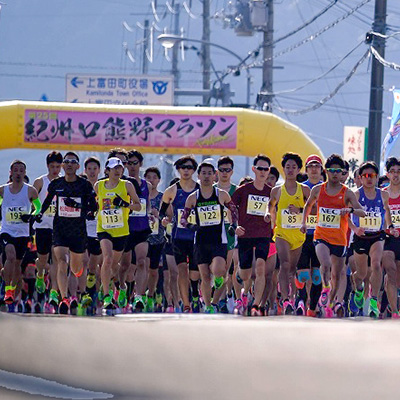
[213,156,237,313]
[301,154,365,317]
[94,157,141,311]
[32,151,62,309]
[38,152,97,314]
[268,153,310,315]
[181,161,238,313]
[119,149,153,312]
[1,160,41,304]
[232,154,273,316]
[349,161,392,318]
[82,156,102,308]
[295,154,324,317]
[160,155,200,313]
[144,166,166,312]
[382,157,400,318]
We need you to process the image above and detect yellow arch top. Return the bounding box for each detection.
[0,101,323,169]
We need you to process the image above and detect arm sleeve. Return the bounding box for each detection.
[32,197,42,215]
[180,207,192,228]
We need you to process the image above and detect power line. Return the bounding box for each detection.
[272,48,370,115]
[370,45,400,71]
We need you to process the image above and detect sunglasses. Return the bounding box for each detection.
[127,160,140,166]
[179,165,195,170]
[218,168,233,173]
[255,166,270,172]
[361,173,378,178]
[63,159,79,165]
[326,168,343,174]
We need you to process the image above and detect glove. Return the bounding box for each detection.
[113,194,130,208]
[186,223,199,232]
[64,197,81,209]
[228,224,237,237]
[34,213,43,223]
[21,214,32,223]
[86,211,96,220]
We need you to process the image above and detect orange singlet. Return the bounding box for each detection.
[314,183,348,246]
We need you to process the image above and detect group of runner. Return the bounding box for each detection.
[1,148,400,318]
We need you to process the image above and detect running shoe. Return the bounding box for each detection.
[241,289,248,310]
[214,276,224,290]
[205,305,216,314]
[354,288,365,310]
[49,289,59,307]
[392,311,400,319]
[117,288,128,309]
[165,305,174,313]
[146,296,155,313]
[368,298,379,319]
[44,302,56,314]
[24,299,32,314]
[86,273,96,289]
[218,298,229,314]
[183,305,192,313]
[35,275,46,294]
[348,291,359,315]
[296,300,306,316]
[250,305,263,317]
[334,302,344,318]
[227,295,235,314]
[306,308,317,317]
[283,299,294,315]
[155,293,163,313]
[103,294,113,310]
[80,293,93,308]
[132,295,145,313]
[276,299,282,316]
[318,286,330,308]
[324,304,334,318]
[4,289,14,305]
[70,296,79,315]
[174,306,182,313]
[98,285,105,302]
[192,296,200,313]
[59,298,70,315]
[234,298,244,315]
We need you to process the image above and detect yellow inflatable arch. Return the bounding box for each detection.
[0,101,323,168]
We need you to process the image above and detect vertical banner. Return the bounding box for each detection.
[381,89,400,172]
[343,126,367,187]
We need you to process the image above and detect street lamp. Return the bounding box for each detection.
[157,33,251,105]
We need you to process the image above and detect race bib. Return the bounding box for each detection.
[223,208,230,224]
[177,208,196,228]
[246,194,269,216]
[5,206,27,224]
[44,201,56,217]
[58,197,81,218]
[360,211,382,232]
[150,217,159,235]
[197,204,221,227]
[306,215,318,229]
[390,209,400,228]
[281,209,302,229]
[318,207,341,228]
[101,208,123,229]
[131,198,147,217]
[166,223,173,235]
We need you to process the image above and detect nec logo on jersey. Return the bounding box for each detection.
[320,207,340,215]
[7,206,24,212]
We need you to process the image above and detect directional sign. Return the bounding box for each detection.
[66,74,174,106]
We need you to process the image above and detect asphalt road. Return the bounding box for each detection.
[0,312,399,400]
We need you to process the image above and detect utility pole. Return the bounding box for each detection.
[165,2,180,187]
[367,0,387,164]
[261,0,274,112]
[202,0,211,105]
[142,19,149,74]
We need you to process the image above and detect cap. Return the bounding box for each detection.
[305,154,323,166]
[105,157,124,169]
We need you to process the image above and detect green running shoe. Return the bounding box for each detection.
[98,285,104,302]
[35,275,46,294]
[49,289,59,307]
[146,296,155,313]
[205,305,216,314]
[155,293,163,306]
[118,288,128,308]
[80,293,93,308]
[354,289,365,309]
[368,298,379,319]
[103,294,113,309]
[86,273,96,289]
[132,295,145,312]
[214,276,224,290]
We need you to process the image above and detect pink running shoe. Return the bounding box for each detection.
[392,312,400,319]
[165,306,174,313]
[241,289,248,309]
[234,299,244,315]
[283,300,294,315]
[318,287,330,308]
[324,305,334,318]
[296,300,306,316]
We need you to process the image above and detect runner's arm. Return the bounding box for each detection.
[382,190,398,236]
[300,185,320,232]
[126,181,142,211]
[180,193,196,228]
[345,190,366,217]
[221,191,238,226]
